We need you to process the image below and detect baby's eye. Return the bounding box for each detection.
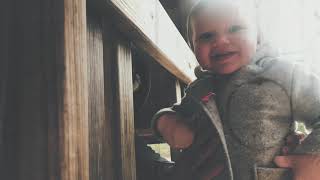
[198,32,215,42]
[229,25,244,33]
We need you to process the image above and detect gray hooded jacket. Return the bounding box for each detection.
[152,45,320,180]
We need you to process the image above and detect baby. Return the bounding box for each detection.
[152,0,320,179]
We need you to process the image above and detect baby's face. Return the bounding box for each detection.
[191,3,258,74]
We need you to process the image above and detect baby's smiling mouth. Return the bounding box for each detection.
[211,51,237,61]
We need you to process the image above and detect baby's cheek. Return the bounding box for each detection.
[195,51,210,66]
[241,43,256,61]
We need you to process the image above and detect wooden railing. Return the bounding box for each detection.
[91,0,198,83]
[2,0,198,180]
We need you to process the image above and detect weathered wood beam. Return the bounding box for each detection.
[3,0,89,179]
[87,14,115,180]
[45,0,89,179]
[58,0,89,179]
[101,20,137,180]
[101,19,118,180]
[114,38,137,180]
[89,0,198,83]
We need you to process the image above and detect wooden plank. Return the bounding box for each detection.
[59,0,89,179]
[44,0,89,179]
[4,0,89,179]
[90,0,198,83]
[115,39,137,180]
[87,14,115,180]
[101,19,136,180]
[101,18,118,180]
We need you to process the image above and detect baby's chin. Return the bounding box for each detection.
[208,66,241,75]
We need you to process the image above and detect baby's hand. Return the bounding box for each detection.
[274,154,320,180]
[157,113,194,149]
[281,133,305,155]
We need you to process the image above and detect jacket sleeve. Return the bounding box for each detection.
[291,64,320,154]
[151,79,207,139]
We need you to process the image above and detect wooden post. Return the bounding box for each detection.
[101,18,118,180]
[1,0,89,179]
[87,14,115,180]
[47,0,90,179]
[101,27,137,179]
[102,19,137,180]
[4,0,90,179]
[114,39,137,180]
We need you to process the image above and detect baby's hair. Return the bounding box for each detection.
[186,0,260,50]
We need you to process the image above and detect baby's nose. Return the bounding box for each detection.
[212,34,230,47]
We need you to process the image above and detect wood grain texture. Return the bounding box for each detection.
[101,19,118,180]
[101,23,137,179]
[44,0,90,179]
[60,0,89,179]
[5,0,89,179]
[87,14,115,180]
[115,39,137,180]
[89,0,198,83]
